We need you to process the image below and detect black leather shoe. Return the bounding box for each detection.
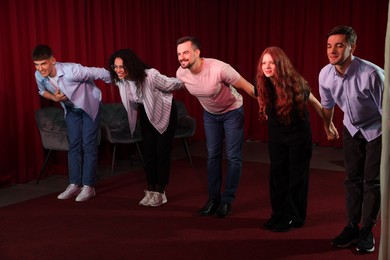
[263,215,281,230]
[272,219,294,232]
[215,201,232,218]
[292,219,305,228]
[199,199,220,216]
[272,218,304,232]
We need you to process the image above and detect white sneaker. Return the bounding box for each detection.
[162,192,167,204]
[139,190,154,206]
[147,192,167,207]
[57,184,81,200]
[75,186,96,202]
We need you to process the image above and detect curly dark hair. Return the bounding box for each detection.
[256,46,310,125]
[108,49,151,88]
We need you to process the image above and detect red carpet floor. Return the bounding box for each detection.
[0,157,380,259]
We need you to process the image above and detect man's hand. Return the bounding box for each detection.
[52,89,68,102]
[325,122,339,140]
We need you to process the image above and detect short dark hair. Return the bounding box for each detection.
[327,25,357,45]
[176,36,201,51]
[32,44,53,61]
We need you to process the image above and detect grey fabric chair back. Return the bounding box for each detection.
[35,107,68,151]
[174,101,196,166]
[34,107,68,184]
[175,101,196,139]
[101,103,144,174]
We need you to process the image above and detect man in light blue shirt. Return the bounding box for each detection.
[33,45,111,202]
[319,26,384,254]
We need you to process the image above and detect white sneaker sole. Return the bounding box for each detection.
[356,238,375,253]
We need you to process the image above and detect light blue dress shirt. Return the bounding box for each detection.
[319,56,384,141]
[35,62,111,121]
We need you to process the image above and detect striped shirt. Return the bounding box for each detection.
[115,68,183,135]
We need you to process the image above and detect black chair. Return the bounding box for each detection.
[34,107,68,184]
[101,103,144,175]
[175,101,196,167]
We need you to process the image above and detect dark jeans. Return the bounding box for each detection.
[343,127,381,228]
[139,101,177,188]
[203,106,244,203]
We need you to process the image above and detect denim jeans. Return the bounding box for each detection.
[65,105,101,187]
[203,106,244,203]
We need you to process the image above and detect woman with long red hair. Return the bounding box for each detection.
[256,46,337,232]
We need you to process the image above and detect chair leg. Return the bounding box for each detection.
[135,142,145,168]
[111,145,117,175]
[36,150,53,184]
[182,138,193,167]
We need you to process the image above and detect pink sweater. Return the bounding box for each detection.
[176,58,242,114]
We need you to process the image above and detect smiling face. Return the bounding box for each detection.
[327,34,355,67]
[177,40,200,70]
[34,57,56,77]
[261,53,276,79]
[113,57,127,79]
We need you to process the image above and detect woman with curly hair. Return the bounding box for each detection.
[256,46,337,232]
[108,49,183,207]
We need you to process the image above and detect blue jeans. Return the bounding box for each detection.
[203,106,244,203]
[65,105,101,186]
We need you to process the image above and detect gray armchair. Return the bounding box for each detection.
[101,103,144,175]
[34,106,68,184]
[175,101,196,167]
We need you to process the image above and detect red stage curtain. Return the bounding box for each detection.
[0,0,387,185]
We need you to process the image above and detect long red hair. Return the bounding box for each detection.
[256,46,309,125]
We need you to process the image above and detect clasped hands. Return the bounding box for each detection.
[325,122,339,140]
[52,89,68,102]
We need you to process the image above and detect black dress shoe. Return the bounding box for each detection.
[292,219,305,228]
[215,201,232,218]
[199,199,220,216]
[272,218,305,232]
[263,215,281,230]
[272,219,294,232]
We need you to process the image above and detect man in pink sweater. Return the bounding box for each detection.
[176,36,256,217]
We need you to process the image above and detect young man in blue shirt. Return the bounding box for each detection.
[33,45,111,202]
[319,26,384,253]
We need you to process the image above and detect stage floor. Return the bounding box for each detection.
[0,140,344,208]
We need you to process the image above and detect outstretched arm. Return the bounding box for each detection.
[308,93,339,140]
[321,107,339,140]
[232,76,257,98]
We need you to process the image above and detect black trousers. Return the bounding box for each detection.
[139,101,177,188]
[268,126,312,222]
[343,127,381,228]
